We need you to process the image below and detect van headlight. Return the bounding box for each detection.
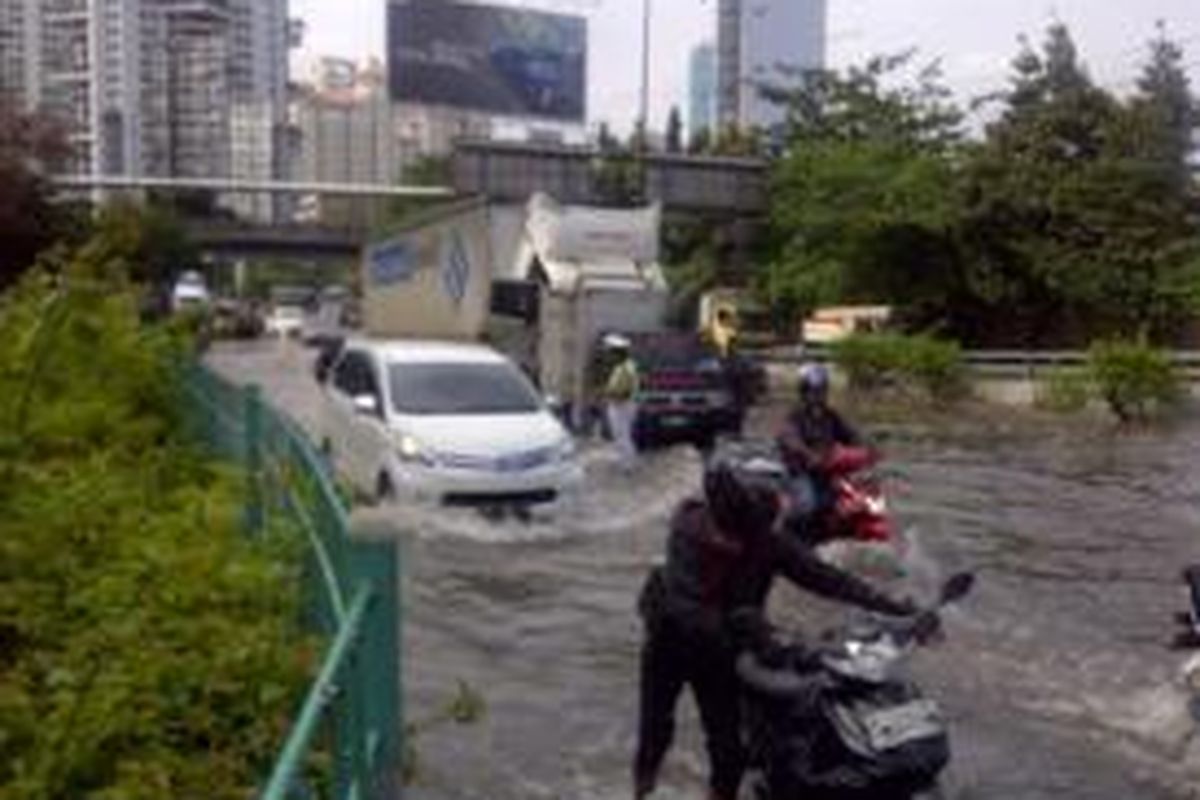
[397,433,435,466]
[554,436,577,463]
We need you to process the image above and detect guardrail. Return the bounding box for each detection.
[181,363,401,800]
[754,346,1200,379]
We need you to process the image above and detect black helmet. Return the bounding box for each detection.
[704,449,781,539]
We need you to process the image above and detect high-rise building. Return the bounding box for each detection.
[717,0,826,130]
[294,57,398,226]
[162,1,232,179]
[0,0,27,104]
[292,55,494,225]
[688,41,717,139]
[0,0,292,216]
[227,0,292,220]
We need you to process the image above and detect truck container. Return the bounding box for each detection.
[362,194,668,428]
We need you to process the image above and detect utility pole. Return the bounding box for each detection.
[638,0,651,148]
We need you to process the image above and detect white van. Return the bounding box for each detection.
[320,338,582,508]
[171,271,210,313]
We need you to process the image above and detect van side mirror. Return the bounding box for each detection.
[353,394,380,417]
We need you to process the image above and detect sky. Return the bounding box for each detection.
[291,0,1200,134]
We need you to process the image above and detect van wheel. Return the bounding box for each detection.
[376,472,395,504]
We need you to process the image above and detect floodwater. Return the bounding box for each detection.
[209,341,1200,800]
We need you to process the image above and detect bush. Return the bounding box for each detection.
[830,333,964,401]
[1087,340,1180,422]
[0,257,312,799]
[1036,367,1093,413]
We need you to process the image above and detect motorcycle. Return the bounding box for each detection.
[733,442,895,547]
[807,444,892,546]
[734,572,976,800]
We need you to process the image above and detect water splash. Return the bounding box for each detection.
[359,445,705,544]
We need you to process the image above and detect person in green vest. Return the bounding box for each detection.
[603,334,641,470]
[708,307,739,359]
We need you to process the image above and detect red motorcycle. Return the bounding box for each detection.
[716,440,895,548]
[824,444,892,542]
[782,444,894,547]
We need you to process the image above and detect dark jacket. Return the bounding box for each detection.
[641,500,909,640]
[778,405,860,475]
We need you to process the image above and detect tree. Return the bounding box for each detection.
[762,25,1200,346]
[762,52,963,151]
[762,53,966,325]
[0,103,70,288]
[711,124,762,157]
[687,126,712,154]
[954,24,1122,343]
[958,22,1200,344]
[1132,21,1199,189]
[665,106,683,153]
[596,121,620,153]
[86,202,200,288]
[629,120,649,154]
[402,155,451,186]
[385,155,455,229]
[592,152,641,207]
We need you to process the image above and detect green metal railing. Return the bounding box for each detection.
[181,363,402,800]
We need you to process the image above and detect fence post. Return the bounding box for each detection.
[350,538,402,800]
[244,384,265,535]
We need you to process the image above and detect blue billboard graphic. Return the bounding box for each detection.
[388,0,587,121]
[368,239,417,287]
[440,229,471,306]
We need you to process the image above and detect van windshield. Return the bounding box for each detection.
[389,362,541,415]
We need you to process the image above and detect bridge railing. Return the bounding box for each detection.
[181,362,402,800]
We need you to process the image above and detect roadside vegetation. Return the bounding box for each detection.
[1034,340,1182,421]
[1087,340,1182,422]
[755,22,1200,349]
[831,333,964,403]
[0,216,313,796]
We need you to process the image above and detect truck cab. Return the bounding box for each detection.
[605,332,743,449]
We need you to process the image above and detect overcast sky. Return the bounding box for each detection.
[291,0,1200,133]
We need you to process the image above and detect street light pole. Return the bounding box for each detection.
[638,0,651,145]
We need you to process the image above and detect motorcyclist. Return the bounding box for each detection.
[777,363,864,523]
[632,455,915,800]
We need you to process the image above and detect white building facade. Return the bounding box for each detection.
[717,0,826,130]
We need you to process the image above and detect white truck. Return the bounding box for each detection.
[361,193,670,429]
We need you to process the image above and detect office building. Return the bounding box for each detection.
[717,0,826,130]
[293,55,494,225]
[162,1,232,179]
[0,0,292,216]
[688,41,717,139]
[392,101,492,168]
[227,0,293,220]
[0,0,27,103]
[294,57,398,226]
[297,58,395,186]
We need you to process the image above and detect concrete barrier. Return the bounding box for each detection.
[761,351,1200,407]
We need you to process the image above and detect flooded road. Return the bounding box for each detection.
[210,342,1200,799]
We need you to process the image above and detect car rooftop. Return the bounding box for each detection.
[345,338,508,365]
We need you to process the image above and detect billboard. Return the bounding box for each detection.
[388,0,587,122]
